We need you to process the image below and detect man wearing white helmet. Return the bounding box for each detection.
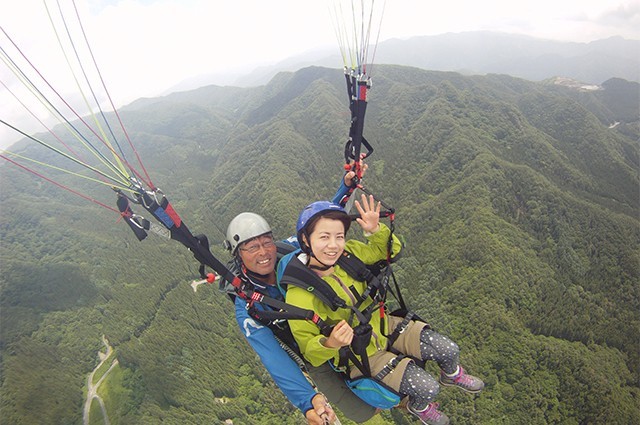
[225,168,375,425]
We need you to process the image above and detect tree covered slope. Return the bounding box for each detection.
[1,65,638,424]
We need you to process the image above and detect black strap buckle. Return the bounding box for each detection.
[374,355,404,381]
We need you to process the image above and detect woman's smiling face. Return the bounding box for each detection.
[308,217,346,267]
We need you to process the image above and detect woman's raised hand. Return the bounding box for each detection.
[354,194,381,234]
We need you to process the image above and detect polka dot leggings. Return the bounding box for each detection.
[419,328,460,374]
[398,328,460,411]
[398,362,439,411]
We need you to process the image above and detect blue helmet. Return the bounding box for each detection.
[296,201,350,251]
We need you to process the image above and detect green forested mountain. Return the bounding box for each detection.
[1,65,638,424]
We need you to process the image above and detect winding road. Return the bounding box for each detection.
[83,335,118,425]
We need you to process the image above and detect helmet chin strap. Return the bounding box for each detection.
[308,251,334,271]
[301,231,336,271]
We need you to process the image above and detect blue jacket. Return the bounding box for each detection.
[235,280,315,413]
[233,178,352,414]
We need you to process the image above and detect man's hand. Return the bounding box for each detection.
[305,393,337,425]
[344,156,368,187]
[344,170,358,187]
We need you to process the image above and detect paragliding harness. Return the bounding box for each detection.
[215,223,414,410]
[219,241,325,348]
[275,236,421,410]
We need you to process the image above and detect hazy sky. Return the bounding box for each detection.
[1,0,638,149]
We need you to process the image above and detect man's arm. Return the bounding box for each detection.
[331,171,355,207]
[333,160,367,208]
[234,297,316,414]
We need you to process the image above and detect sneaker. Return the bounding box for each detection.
[439,366,484,393]
[408,402,450,425]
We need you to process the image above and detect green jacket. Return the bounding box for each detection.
[285,224,402,367]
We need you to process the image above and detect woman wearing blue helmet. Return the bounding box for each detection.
[283,195,484,425]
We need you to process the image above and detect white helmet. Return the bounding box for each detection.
[224,212,272,254]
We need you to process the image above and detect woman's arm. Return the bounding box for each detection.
[286,286,342,367]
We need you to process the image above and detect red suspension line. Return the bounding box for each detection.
[1,154,120,214]
[70,0,155,189]
[2,27,151,189]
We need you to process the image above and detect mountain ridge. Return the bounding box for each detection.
[1,65,638,424]
[167,32,640,94]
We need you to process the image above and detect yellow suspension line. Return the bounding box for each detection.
[0,56,131,187]
[1,150,135,193]
[43,0,130,181]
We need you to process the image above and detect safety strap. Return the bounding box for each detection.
[338,344,372,378]
[385,311,415,347]
[337,251,407,313]
[279,250,406,378]
[279,255,348,311]
[374,355,406,381]
[243,288,332,334]
[248,303,332,337]
[130,189,335,338]
[116,194,150,241]
[344,73,373,172]
[193,234,211,279]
